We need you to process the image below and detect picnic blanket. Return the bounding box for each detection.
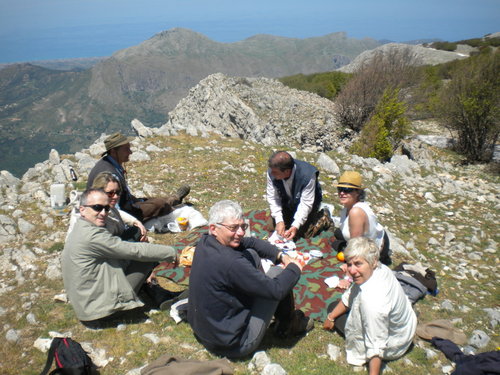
[155,209,345,321]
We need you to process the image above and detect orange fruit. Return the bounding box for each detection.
[336,252,345,262]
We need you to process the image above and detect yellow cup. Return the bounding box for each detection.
[176,217,189,231]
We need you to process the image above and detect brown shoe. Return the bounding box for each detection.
[289,310,314,336]
[175,185,190,202]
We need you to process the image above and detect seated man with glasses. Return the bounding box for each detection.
[61,188,177,327]
[188,200,313,359]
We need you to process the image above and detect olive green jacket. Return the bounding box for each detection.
[61,218,176,321]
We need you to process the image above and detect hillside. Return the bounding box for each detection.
[0,28,381,177]
[0,122,498,374]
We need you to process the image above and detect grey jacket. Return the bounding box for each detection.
[61,218,176,321]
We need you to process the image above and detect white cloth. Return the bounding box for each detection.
[266,165,316,229]
[341,264,417,365]
[339,202,385,249]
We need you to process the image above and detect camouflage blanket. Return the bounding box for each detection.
[155,209,344,321]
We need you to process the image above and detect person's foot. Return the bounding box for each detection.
[142,282,182,309]
[274,310,314,338]
[289,310,314,336]
[159,289,189,311]
[176,185,190,202]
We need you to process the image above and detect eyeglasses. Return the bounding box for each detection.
[104,190,121,197]
[337,187,358,194]
[217,223,249,232]
[83,204,111,212]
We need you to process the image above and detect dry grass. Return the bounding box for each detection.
[1,132,498,374]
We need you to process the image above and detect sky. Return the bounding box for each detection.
[0,0,499,63]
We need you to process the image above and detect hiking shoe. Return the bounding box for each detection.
[175,185,190,202]
[289,310,314,336]
[142,282,182,309]
[159,289,189,311]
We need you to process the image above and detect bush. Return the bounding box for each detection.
[335,46,419,131]
[430,41,457,51]
[436,50,500,162]
[279,71,349,100]
[350,88,410,161]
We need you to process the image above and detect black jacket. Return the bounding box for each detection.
[188,234,300,351]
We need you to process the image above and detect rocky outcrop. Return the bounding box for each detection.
[337,43,469,73]
[159,73,353,152]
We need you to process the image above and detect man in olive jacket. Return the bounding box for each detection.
[61,188,177,324]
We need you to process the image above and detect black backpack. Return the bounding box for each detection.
[40,337,94,375]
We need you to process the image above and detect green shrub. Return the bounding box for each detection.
[430,41,457,51]
[279,71,350,100]
[435,49,500,162]
[350,88,410,161]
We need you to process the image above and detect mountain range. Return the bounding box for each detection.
[0,28,384,176]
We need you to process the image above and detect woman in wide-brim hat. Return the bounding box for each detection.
[334,171,391,265]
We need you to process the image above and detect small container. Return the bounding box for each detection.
[310,250,324,259]
[176,217,189,231]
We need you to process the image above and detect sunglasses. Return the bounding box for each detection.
[217,223,249,232]
[337,187,358,194]
[83,204,111,212]
[104,190,121,197]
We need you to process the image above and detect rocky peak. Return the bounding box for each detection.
[160,73,352,152]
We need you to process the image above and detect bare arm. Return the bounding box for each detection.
[368,356,382,375]
[348,207,368,238]
[323,299,348,331]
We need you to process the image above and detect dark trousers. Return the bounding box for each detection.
[209,249,294,359]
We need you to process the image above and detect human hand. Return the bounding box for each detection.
[135,221,148,242]
[284,226,297,241]
[323,316,335,331]
[338,279,351,289]
[276,221,286,237]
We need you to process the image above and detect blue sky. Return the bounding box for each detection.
[0,0,499,63]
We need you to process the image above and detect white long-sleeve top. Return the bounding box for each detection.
[341,264,417,366]
[266,165,316,229]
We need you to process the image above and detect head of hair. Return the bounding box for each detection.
[268,151,294,171]
[358,189,366,202]
[344,237,379,267]
[208,200,243,226]
[91,172,122,191]
[80,188,106,206]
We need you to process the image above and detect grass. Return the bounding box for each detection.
[0,132,498,374]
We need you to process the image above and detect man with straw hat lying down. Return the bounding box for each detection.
[87,132,190,222]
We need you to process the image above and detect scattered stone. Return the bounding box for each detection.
[17,218,35,234]
[484,308,500,329]
[317,153,340,175]
[34,338,53,352]
[53,293,68,303]
[142,333,160,345]
[441,300,454,311]
[442,364,454,374]
[262,363,287,375]
[425,348,438,359]
[468,330,490,348]
[131,119,154,138]
[26,313,38,325]
[327,344,342,361]
[248,351,271,372]
[6,328,20,343]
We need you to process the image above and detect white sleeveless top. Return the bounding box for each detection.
[339,202,385,249]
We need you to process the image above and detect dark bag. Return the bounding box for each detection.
[40,337,94,375]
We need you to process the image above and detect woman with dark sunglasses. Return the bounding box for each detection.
[334,171,391,265]
[91,172,148,242]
